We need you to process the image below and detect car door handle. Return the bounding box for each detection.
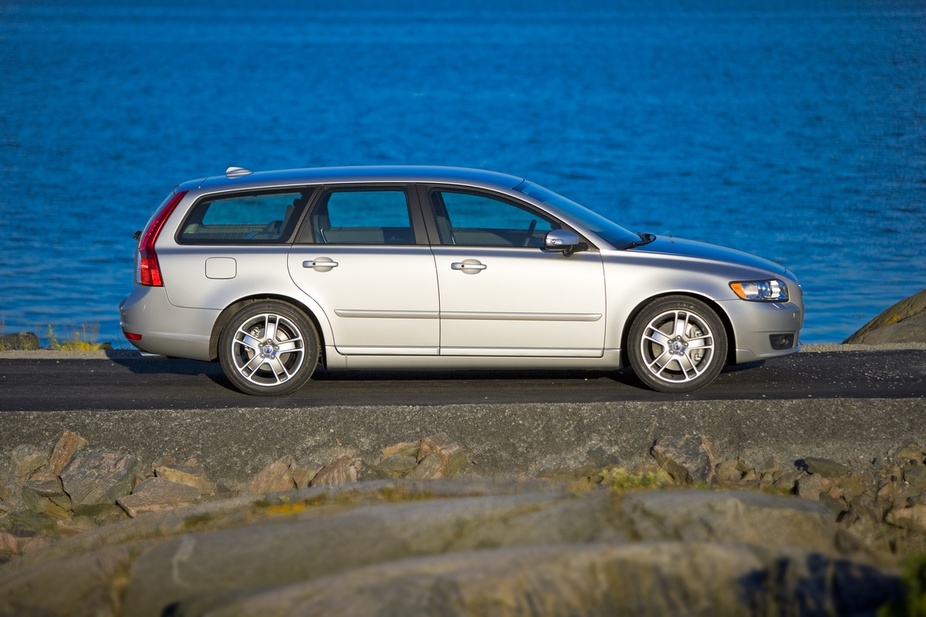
[451,260,487,273]
[304,257,339,272]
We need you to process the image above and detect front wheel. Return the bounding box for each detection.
[218,301,318,396]
[627,296,728,393]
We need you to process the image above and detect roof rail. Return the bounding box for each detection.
[225,166,253,178]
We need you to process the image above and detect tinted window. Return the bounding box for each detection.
[514,180,639,249]
[178,191,308,244]
[431,190,557,247]
[309,189,415,245]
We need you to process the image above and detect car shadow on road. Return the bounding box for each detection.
[104,351,764,398]
[106,351,644,394]
[106,352,231,384]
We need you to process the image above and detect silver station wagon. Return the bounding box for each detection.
[120,166,803,395]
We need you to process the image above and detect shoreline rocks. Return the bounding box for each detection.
[845,288,926,344]
[2,430,925,614]
[0,471,917,616]
[3,429,926,554]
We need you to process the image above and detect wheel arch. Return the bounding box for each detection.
[208,295,327,366]
[619,292,737,368]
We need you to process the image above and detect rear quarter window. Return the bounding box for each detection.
[178,190,311,244]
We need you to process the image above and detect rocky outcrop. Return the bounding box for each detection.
[845,288,926,344]
[1,430,925,615]
[0,431,474,563]
[0,481,909,617]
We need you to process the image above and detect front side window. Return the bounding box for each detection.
[178,190,309,244]
[515,180,639,249]
[431,190,557,247]
[309,189,415,245]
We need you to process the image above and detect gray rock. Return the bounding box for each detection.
[406,452,444,479]
[0,331,39,351]
[309,455,360,487]
[120,490,580,614]
[20,477,69,517]
[885,504,926,533]
[0,543,134,612]
[844,288,926,344]
[59,449,139,516]
[246,455,299,493]
[10,445,46,481]
[0,530,50,562]
[896,442,925,464]
[46,430,89,478]
[802,457,850,478]
[841,498,890,553]
[621,490,837,551]
[434,442,469,478]
[117,477,202,518]
[713,459,743,483]
[651,434,716,484]
[904,464,926,492]
[171,543,902,617]
[796,473,824,501]
[757,454,783,476]
[155,461,216,496]
[0,486,894,617]
[381,441,419,459]
[372,453,418,478]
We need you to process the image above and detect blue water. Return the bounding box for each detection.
[1,0,924,346]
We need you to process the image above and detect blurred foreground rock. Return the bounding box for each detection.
[1,430,924,615]
[845,288,926,344]
[0,481,907,617]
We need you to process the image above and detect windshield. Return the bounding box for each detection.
[514,180,641,249]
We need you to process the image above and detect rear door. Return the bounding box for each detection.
[288,186,440,355]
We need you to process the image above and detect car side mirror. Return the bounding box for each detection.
[544,229,581,256]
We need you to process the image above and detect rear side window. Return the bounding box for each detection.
[308,189,415,245]
[178,190,310,244]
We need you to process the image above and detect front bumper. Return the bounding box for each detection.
[720,298,804,364]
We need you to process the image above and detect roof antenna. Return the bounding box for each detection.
[226,166,252,178]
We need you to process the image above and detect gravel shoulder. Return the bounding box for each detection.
[2,398,923,490]
[2,343,924,489]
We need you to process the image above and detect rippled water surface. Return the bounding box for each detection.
[1,0,924,345]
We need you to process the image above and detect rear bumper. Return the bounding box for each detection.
[120,287,217,361]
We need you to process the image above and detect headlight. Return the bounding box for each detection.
[730,279,789,302]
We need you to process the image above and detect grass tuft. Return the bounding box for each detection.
[46,324,110,351]
[599,466,668,490]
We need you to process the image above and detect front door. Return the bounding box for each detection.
[427,188,606,357]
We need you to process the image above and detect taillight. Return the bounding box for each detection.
[137,190,188,286]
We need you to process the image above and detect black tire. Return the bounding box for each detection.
[627,296,728,393]
[218,300,318,396]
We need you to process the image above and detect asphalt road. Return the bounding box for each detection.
[1,348,924,412]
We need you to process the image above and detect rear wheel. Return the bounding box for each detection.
[627,296,727,393]
[219,301,318,396]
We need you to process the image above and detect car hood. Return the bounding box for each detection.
[628,235,790,277]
